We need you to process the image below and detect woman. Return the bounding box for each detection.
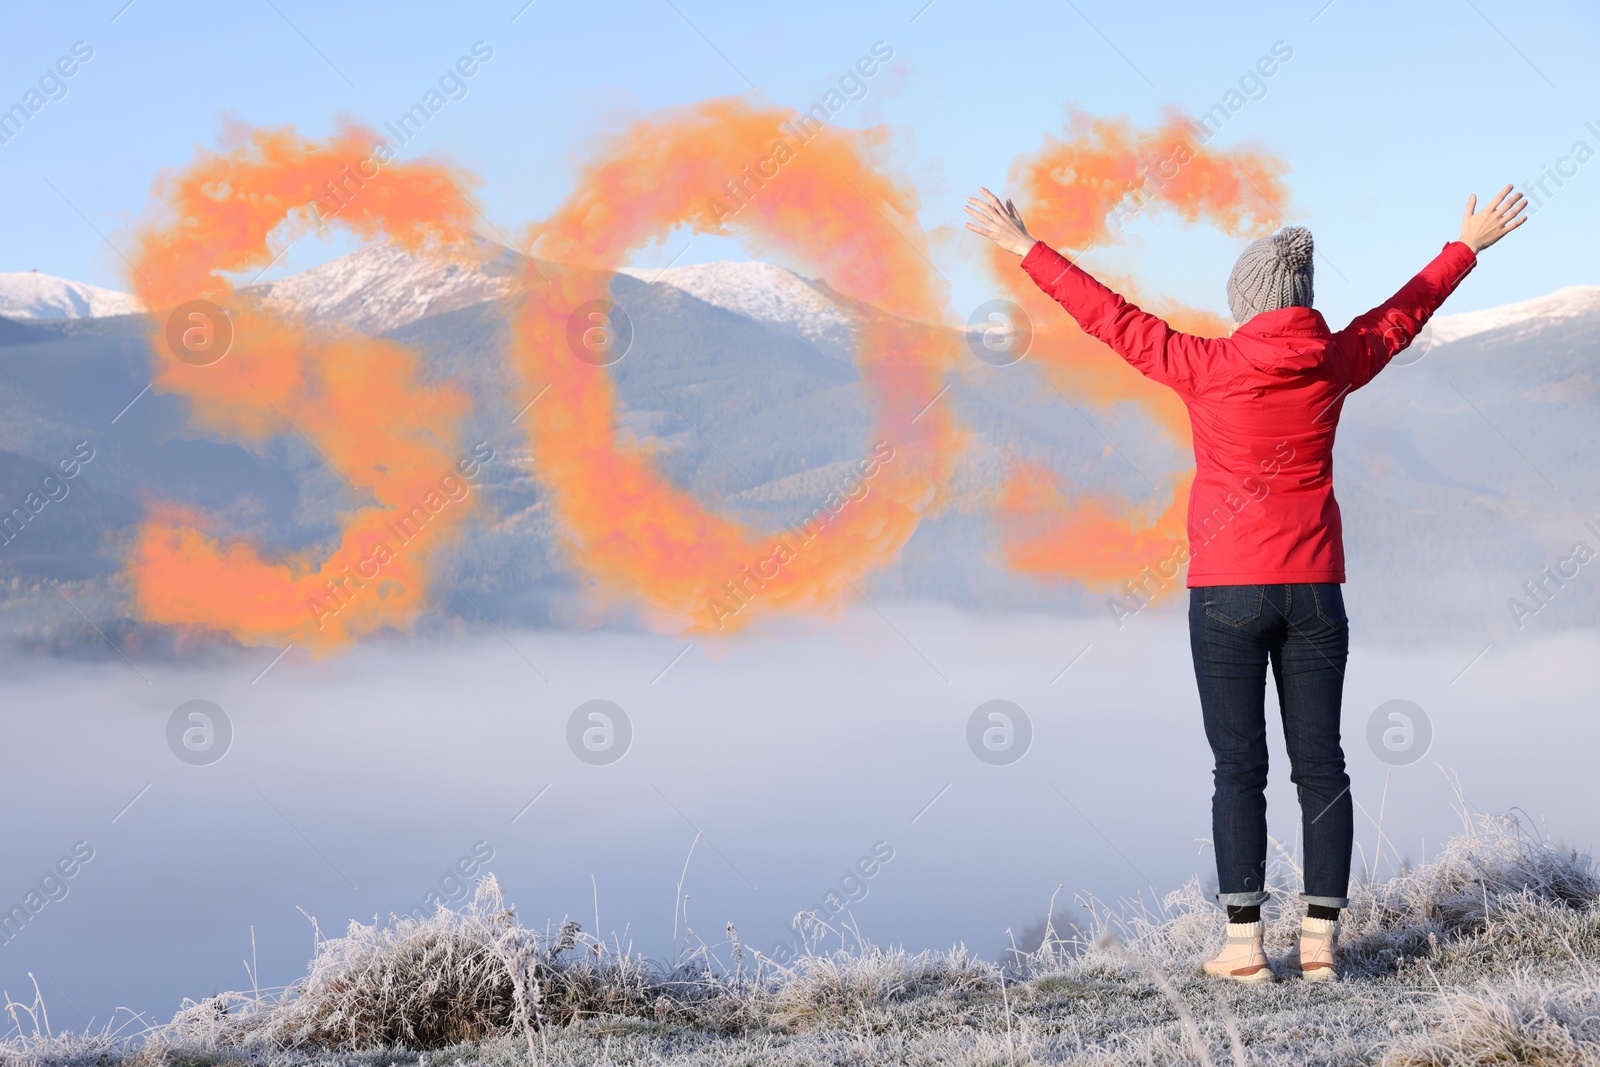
[966,185,1526,982]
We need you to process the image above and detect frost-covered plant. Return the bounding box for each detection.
[1,977,145,1067]
[1381,973,1600,1066]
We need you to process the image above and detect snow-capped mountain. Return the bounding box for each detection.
[239,241,861,355]
[1430,284,1600,346]
[0,271,144,320]
[245,240,526,337]
[618,260,856,360]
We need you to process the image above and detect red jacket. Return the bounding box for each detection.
[1019,239,1478,586]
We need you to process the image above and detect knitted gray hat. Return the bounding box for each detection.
[1226,226,1314,324]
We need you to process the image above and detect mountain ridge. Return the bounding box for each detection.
[0,271,145,320]
[3,247,1593,355]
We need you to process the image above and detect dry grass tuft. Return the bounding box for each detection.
[1380,974,1600,1066]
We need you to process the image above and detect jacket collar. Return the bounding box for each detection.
[1234,305,1331,340]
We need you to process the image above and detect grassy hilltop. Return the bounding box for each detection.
[5,805,1599,1066]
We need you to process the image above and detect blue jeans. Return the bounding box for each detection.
[1189,584,1352,909]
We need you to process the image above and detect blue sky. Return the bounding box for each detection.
[3,0,1597,325]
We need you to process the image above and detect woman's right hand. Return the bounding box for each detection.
[1459,185,1528,254]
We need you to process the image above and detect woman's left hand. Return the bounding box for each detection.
[964,187,1035,257]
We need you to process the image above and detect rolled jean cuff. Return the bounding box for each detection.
[1215,891,1269,907]
[1300,894,1349,909]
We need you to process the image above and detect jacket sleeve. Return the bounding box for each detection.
[1020,241,1227,395]
[1337,241,1477,390]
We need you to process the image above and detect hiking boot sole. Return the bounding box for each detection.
[1210,963,1274,985]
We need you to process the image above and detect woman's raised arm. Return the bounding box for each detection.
[964,187,1226,394]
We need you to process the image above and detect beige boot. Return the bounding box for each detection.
[1202,921,1272,984]
[1286,916,1338,981]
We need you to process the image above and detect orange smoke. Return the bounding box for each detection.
[1000,463,1193,587]
[510,97,962,634]
[123,123,484,651]
[989,112,1289,601]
